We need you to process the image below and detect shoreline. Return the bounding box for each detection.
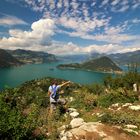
[57,66,124,74]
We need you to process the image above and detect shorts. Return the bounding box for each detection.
[50,98,66,110]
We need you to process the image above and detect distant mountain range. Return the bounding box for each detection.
[57,54,89,63]
[108,50,140,65]
[57,56,122,73]
[7,49,57,64]
[59,50,140,66]
[1,48,140,69]
[0,49,22,68]
[0,49,57,68]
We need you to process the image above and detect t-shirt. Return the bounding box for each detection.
[48,84,61,103]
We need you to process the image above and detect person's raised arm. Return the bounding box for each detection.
[59,81,71,87]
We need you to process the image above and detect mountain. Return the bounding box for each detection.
[8,49,57,64]
[0,49,22,68]
[108,50,140,65]
[57,53,104,63]
[57,56,122,73]
[57,54,89,63]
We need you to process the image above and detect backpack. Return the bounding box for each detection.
[50,85,59,100]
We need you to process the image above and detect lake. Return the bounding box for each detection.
[0,61,114,90]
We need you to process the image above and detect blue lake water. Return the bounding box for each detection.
[0,61,113,90]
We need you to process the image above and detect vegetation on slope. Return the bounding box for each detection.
[0,70,140,139]
[57,56,122,73]
[8,49,57,64]
[108,50,140,65]
[0,49,22,68]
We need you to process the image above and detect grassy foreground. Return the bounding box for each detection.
[0,71,140,139]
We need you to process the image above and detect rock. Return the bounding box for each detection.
[80,122,107,137]
[60,121,140,140]
[58,125,68,132]
[92,113,96,116]
[69,97,74,102]
[60,130,65,138]
[117,107,121,111]
[60,136,68,140]
[123,128,138,135]
[96,113,100,116]
[129,105,140,111]
[70,111,79,118]
[125,124,138,129]
[67,108,77,113]
[112,103,119,107]
[133,83,137,92]
[98,113,105,117]
[103,136,114,140]
[66,131,73,138]
[108,107,114,111]
[122,103,132,107]
[70,118,85,128]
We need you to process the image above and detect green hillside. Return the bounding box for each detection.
[108,50,140,65]
[8,49,57,64]
[0,49,22,68]
[58,56,122,73]
[0,71,140,139]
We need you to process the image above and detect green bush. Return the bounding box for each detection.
[104,71,140,89]
[97,90,138,107]
[0,96,38,139]
[85,83,105,95]
[100,111,140,127]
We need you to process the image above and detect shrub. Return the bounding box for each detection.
[104,71,140,89]
[100,111,140,127]
[83,94,97,110]
[97,89,138,107]
[85,83,105,95]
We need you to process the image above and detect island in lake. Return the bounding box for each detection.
[57,56,122,73]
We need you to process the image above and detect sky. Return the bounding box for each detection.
[0,0,140,55]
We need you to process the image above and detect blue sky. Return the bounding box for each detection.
[0,0,140,55]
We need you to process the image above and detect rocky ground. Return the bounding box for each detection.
[58,99,140,140]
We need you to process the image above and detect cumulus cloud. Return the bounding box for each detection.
[0,17,140,56]
[0,14,28,26]
[46,41,140,55]
[0,18,55,50]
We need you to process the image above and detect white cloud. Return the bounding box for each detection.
[132,18,140,24]
[0,18,55,50]
[57,0,63,9]
[101,0,109,6]
[117,5,129,12]
[111,5,129,12]
[0,17,140,55]
[59,21,140,44]
[45,41,140,55]
[132,3,140,9]
[111,0,120,6]
[0,15,28,26]
[24,0,46,12]
[58,16,110,33]
[1,1,140,55]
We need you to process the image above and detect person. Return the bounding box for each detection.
[48,80,71,114]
